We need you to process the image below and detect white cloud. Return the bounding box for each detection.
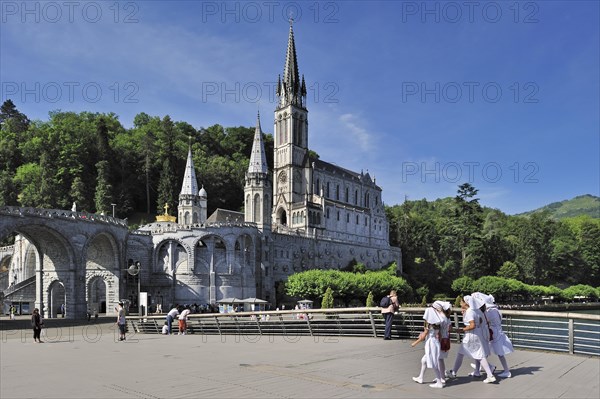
[338,113,374,152]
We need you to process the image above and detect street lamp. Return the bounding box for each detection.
[111,203,117,218]
[127,261,141,315]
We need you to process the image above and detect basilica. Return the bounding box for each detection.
[0,24,401,315]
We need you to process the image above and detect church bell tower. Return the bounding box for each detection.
[272,20,308,228]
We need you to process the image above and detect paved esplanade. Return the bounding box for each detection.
[1,322,598,399]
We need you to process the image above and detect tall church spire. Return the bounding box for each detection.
[178,141,206,224]
[248,111,268,175]
[180,144,199,195]
[279,21,306,108]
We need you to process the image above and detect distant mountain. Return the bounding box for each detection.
[518,195,600,219]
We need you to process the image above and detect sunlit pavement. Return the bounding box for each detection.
[1,321,598,399]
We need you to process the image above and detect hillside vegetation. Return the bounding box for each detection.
[518,194,599,219]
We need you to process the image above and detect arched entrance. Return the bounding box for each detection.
[87,276,108,314]
[48,280,66,318]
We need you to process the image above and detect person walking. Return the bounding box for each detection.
[471,294,514,378]
[381,290,399,340]
[31,308,44,343]
[446,295,496,383]
[412,305,446,388]
[116,302,126,341]
[432,300,452,384]
[9,305,16,320]
[166,305,179,335]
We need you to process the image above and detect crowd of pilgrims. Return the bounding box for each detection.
[412,293,514,388]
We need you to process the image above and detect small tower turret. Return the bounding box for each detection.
[245,112,271,232]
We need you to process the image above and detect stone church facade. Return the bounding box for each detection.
[1,24,401,314]
[132,24,401,308]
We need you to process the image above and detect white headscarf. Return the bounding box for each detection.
[423,307,442,324]
[432,300,451,311]
[464,294,485,310]
[472,292,496,309]
[484,294,497,308]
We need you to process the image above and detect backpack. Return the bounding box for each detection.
[380,296,392,308]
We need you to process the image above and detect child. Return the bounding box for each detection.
[161,322,169,335]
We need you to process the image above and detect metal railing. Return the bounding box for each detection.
[128,307,600,356]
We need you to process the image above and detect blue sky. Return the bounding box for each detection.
[1,0,599,215]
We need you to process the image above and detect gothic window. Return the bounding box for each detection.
[336,185,340,200]
[293,170,302,194]
[337,211,340,221]
[253,193,261,223]
[355,190,358,205]
[346,213,350,223]
[326,182,330,198]
[356,215,359,224]
[326,208,330,218]
[345,187,349,202]
[315,178,320,195]
[301,211,305,223]
[317,213,321,225]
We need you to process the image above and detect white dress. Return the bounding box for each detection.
[458,308,490,360]
[486,307,514,356]
[422,327,441,368]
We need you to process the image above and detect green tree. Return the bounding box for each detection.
[562,284,599,301]
[515,213,556,285]
[321,287,334,309]
[156,158,177,215]
[451,276,474,295]
[497,261,520,279]
[13,163,44,206]
[452,183,483,268]
[0,99,29,131]
[94,160,113,214]
[366,291,375,307]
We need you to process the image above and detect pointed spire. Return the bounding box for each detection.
[247,112,268,175]
[279,22,305,108]
[180,145,199,196]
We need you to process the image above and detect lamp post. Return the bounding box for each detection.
[127,261,141,315]
[111,203,116,218]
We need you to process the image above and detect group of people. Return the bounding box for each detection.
[162,304,191,335]
[412,293,514,388]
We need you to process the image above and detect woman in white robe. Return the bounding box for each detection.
[472,294,514,378]
[432,300,452,383]
[446,295,497,384]
[412,306,446,388]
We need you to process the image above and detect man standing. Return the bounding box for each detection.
[166,305,179,335]
[381,290,399,340]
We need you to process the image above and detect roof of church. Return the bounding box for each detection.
[310,157,381,190]
[180,146,199,196]
[206,208,245,223]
